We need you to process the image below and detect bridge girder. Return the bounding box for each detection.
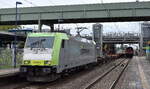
[1,2,150,25]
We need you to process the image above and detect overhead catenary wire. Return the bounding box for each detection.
[47,0,56,6]
[114,23,121,33]
[22,0,55,13]
[80,0,87,4]
[23,0,38,7]
[23,0,67,31]
[22,0,55,31]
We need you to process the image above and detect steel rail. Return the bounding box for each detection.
[109,59,130,89]
[84,58,126,89]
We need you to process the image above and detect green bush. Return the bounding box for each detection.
[0,48,23,69]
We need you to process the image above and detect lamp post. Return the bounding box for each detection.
[16,2,22,26]
[13,1,22,68]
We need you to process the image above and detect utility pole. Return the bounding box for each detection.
[13,1,22,68]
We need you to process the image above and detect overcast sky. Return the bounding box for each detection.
[0,0,149,34]
[1,0,150,8]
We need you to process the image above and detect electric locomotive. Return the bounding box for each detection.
[20,32,96,82]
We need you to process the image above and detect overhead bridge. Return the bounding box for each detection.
[103,36,140,44]
[103,32,140,44]
[1,1,150,25]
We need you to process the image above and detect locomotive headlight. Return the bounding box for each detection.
[44,61,51,65]
[24,60,30,65]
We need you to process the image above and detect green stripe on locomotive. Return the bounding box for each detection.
[22,32,69,66]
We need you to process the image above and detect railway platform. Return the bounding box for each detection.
[0,68,19,78]
[115,56,150,89]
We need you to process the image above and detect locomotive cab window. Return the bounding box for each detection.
[25,37,54,48]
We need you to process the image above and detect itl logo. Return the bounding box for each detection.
[33,48,38,54]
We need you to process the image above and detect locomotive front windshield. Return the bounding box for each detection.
[25,37,54,48]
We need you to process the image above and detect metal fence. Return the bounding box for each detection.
[0,48,23,69]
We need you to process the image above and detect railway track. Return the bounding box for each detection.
[0,74,28,89]
[0,58,128,89]
[83,58,130,89]
[22,58,124,89]
[109,59,130,89]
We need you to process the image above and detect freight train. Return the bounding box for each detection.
[20,32,97,82]
[125,47,134,58]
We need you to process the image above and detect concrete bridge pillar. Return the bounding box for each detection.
[121,44,124,50]
[38,19,42,32]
